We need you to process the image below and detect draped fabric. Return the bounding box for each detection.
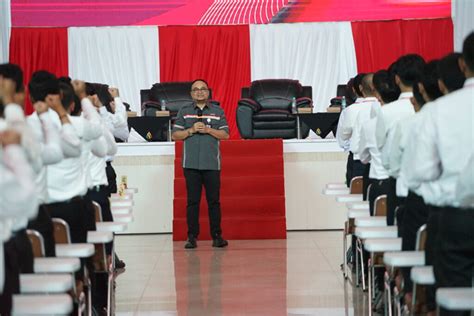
[250,22,358,113]
[68,26,160,113]
[0,0,11,63]
[9,28,69,115]
[159,25,251,139]
[352,18,454,73]
[452,0,474,51]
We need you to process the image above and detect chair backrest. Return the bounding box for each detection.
[26,229,45,258]
[349,176,364,194]
[92,201,103,223]
[416,224,427,251]
[374,195,387,216]
[52,218,71,244]
[336,84,347,97]
[249,79,303,110]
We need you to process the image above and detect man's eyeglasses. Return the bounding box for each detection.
[191,88,209,93]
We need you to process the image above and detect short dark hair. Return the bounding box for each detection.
[0,63,23,93]
[420,60,443,101]
[59,82,75,111]
[345,78,357,105]
[28,70,60,102]
[94,84,114,113]
[353,73,365,97]
[463,32,474,72]
[85,82,97,96]
[191,79,209,89]
[438,53,466,92]
[373,70,400,104]
[361,73,374,95]
[412,82,426,108]
[393,54,425,87]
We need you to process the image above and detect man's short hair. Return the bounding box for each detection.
[373,70,400,104]
[438,53,466,92]
[463,32,474,73]
[28,70,59,102]
[353,73,365,97]
[361,73,374,96]
[392,54,425,87]
[191,79,209,89]
[420,60,443,101]
[345,78,357,105]
[412,82,426,107]
[59,82,75,111]
[0,63,23,93]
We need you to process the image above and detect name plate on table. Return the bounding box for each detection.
[156,110,170,117]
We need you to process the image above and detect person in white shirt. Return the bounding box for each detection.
[336,73,366,187]
[375,54,425,229]
[404,32,474,315]
[455,153,474,209]
[0,127,37,316]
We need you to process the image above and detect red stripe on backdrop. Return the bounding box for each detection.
[159,25,251,139]
[9,28,69,115]
[352,18,453,73]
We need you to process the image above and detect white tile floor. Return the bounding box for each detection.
[114,231,370,315]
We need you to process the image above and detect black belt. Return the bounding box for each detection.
[89,185,108,192]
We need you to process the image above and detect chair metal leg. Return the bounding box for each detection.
[343,223,348,279]
[410,283,417,316]
[371,252,376,300]
[368,257,373,316]
[385,271,393,316]
[356,236,360,287]
[357,238,367,291]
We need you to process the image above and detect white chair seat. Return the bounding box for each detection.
[364,238,402,253]
[20,274,73,294]
[336,194,363,203]
[34,258,80,274]
[96,222,127,233]
[355,226,398,239]
[411,266,435,285]
[12,294,73,315]
[346,201,369,209]
[87,231,113,244]
[111,207,132,215]
[436,288,474,311]
[110,200,134,207]
[326,183,347,189]
[347,209,370,218]
[348,205,370,212]
[55,244,94,258]
[384,251,425,267]
[110,193,133,200]
[355,216,387,227]
[113,214,133,223]
[322,188,350,195]
[125,187,138,194]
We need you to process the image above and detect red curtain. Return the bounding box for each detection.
[159,25,251,139]
[9,28,69,115]
[352,18,453,73]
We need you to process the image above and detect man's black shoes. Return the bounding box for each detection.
[212,237,228,248]
[185,238,197,249]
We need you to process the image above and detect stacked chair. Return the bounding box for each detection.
[10,184,138,315]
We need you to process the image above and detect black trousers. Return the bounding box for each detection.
[45,198,87,243]
[184,168,222,239]
[368,178,390,216]
[386,177,402,226]
[27,204,56,257]
[0,238,19,316]
[105,161,117,195]
[345,152,366,188]
[400,191,429,294]
[434,206,474,316]
[87,186,113,254]
[425,206,440,312]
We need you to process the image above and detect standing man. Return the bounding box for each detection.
[172,79,229,249]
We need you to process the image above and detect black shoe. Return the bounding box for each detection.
[185,238,197,249]
[212,237,228,248]
[115,254,126,269]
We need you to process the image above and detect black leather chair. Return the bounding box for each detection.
[236,79,312,139]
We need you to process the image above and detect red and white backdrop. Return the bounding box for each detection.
[3,0,472,138]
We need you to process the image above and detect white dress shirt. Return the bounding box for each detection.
[455,153,474,208]
[336,97,363,152]
[358,116,389,180]
[375,92,414,150]
[350,97,380,159]
[99,97,129,142]
[403,78,474,207]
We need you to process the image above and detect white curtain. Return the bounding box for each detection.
[68,26,160,113]
[250,22,358,114]
[453,0,474,51]
[0,0,11,63]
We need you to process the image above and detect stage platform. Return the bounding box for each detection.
[114,139,347,234]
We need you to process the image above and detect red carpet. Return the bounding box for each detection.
[173,139,286,241]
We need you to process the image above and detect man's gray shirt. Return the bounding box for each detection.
[172,103,229,170]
